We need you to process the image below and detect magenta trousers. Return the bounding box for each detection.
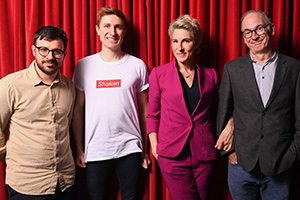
[157,155,216,200]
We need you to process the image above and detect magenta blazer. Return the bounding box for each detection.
[147,59,219,161]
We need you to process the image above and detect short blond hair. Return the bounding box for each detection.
[96,6,127,29]
[168,14,202,46]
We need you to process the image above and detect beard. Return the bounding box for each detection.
[36,59,61,76]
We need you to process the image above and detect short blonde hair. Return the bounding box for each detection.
[96,7,127,29]
[168,14,202,46]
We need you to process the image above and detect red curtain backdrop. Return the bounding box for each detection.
[0,0,300,199]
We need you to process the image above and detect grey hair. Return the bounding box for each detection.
[168,14,202,46]
[241,10,272,31]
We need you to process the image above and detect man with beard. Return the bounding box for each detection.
[0,25,75,200]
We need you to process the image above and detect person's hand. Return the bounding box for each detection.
[215,117,234,151]
[151,144,158,160]
[142,153,151,169]
[148,132,158,160]
[215,130,233,151]
[75,151,86,168]
[228,152,238,164]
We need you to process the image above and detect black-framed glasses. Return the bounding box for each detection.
[34,45,65,58]
[242,24,271,39]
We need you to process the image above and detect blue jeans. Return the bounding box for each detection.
[7,182,74,200]
[228,162,292,200]
[86,153,142,200]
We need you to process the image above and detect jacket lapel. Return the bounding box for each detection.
[242,54,265,109]
[265,53,287,108]
[171,59,192,118]
[191,64,202,117]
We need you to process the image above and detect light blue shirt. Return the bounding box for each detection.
[251,50,278,107]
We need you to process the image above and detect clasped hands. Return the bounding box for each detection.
[215,117,234,152]
[215,117,237,164]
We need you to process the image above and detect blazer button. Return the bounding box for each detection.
[260,135,264,139]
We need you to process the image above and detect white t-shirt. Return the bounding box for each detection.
[73,53,149,162]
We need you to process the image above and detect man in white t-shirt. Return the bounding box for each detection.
[73,53,148,161]
[72,7,150,200]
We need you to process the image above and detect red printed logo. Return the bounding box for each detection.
[96,79,121,88]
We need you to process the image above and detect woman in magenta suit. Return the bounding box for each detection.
[147,15,229,200]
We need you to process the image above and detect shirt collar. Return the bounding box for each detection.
[250,49,278,65]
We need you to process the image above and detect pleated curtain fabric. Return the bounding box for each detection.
[0,0,300,199]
